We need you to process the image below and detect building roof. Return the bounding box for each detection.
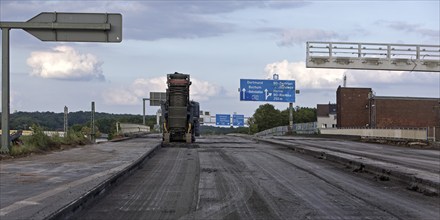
[372,96,440,102]
[317,104,328,117]
[337,86,372,91]
[317,103,337,117]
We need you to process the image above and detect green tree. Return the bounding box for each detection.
[295,106,317,123]
[247,117,259,134]
[279,109,290,126]
[252,104,283,132]
[280,107,317,124]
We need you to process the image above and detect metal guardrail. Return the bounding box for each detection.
[255,122,318,136]
[306,42,440,72]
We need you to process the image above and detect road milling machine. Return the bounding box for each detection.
[161,72,200,143]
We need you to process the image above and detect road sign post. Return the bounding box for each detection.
[0,12,122,153]
[1,28,10,153]
[288,102,293,133]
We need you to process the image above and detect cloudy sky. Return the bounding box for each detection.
[1,0,439,117]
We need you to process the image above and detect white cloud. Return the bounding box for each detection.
[264,60,440,89]
[277,29,346,47]
[130,77,168,98]
[190,78,222,101]
[102,88,139,106]
[264,60,346,89]
[27,46,104,81]
[103,76,222,105]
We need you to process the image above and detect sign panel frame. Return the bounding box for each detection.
[25,12,122,42]
[240,79,295,102]
[232,114,245,127]
[149,92,166,106]
[216,114,231,126]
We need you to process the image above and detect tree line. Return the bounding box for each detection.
[247,104,316,133]
[1,103,316,136]
[0,111,156,135]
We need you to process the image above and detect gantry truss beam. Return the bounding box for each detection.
[306,42,440,72]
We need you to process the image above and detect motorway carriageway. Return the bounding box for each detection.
[73,135,439,220]
[0,135,440,220]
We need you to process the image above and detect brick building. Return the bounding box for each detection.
[370,96,439,128]
[336,87,372,128]
[336,86,440,129]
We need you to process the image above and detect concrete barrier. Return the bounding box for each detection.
[118,123,150,135]
[320,128,428,141]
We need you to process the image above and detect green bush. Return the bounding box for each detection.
[10,143,35,156]
[9,125,90,156]
[25,125,59,150]
[64,129,90,145]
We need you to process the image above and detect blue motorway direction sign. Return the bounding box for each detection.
[216,114,231,126]
[240,79,295,102]
[232,114,245,126]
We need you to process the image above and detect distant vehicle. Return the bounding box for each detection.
[161,72,200,143]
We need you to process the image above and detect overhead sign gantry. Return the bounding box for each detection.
[306,42,440,72]
[0,12,122,153]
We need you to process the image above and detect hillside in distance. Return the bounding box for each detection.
[1,111,156,134]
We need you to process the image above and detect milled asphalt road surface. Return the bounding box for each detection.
[267,136,440,173]
[0,137,161,220]
[256,135,440,194]
[77,135,440,220]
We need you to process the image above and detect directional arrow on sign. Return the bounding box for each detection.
[242,88,246,100]
[264,89,272,100]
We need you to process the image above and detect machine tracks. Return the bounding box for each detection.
[74,136,439,220]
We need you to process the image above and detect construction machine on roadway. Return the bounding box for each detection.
[161,72,200,144]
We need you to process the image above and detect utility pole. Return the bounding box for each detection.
[343,75,347,87]
[91,101,95,143]
[143,98,149,125]
[64,106,68,137]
